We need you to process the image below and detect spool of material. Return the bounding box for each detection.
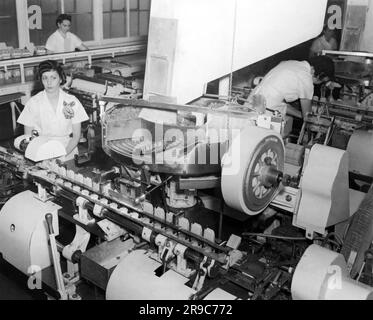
[347,130,373,177]
[25,136,67,162]
[292,244,373,300]
[204,288,237,300]
[294,144,349,237]
[0,191,60,275]
[106,250,195,300]
[221,126,284,215]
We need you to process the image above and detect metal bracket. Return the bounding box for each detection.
[192,256,210,291]
[35,182,53,202]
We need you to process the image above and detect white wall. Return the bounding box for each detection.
[144,0,328,104]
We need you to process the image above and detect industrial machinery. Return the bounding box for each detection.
[1,93,373,300]
[1,0,373,301]
[65,53,146,165]
[303,50,373,188]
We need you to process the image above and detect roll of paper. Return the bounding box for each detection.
[106,249,195,300]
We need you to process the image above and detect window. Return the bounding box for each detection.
[64,0,93,42]
[103,0,127,38]
[138,0,151,36]
[132,0,151,36]
[103,0,151,39]
[0,0,18,48]
[28,0,93,47]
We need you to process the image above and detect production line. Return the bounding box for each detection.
[1,90,373,300]
[1,0,373,301]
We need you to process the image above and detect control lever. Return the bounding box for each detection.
[45,213,68,300]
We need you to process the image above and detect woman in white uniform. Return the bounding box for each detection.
[17,60,89,161]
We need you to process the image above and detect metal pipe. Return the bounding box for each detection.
[323,50,373,58]
[314,99,373,114]
[101,96,253,118]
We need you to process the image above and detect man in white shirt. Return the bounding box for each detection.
[45,14,89,53]
[249,56,335,119]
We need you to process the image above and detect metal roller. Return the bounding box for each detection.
[221,126,284,215]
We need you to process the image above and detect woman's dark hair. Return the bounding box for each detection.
[308,56,335,80]
[56,14,71,26]
[38,60,66,85]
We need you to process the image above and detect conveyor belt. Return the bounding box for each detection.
[29,168,231,264]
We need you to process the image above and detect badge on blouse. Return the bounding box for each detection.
[63,101,75,119]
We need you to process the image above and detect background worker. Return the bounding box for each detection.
[249,56,335,119]
[45,14,89,53]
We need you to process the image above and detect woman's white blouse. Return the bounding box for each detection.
[17,89,89,138]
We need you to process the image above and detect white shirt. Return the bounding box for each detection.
[17,89,89,160]
[45,30,83,53]
[251,60,314,110]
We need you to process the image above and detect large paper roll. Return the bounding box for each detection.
[292,244,373,300]
[294,144,349,236]
[25,136,67,162]
[347,130,373,177]
[0,191,60,274]
[204,288,237,300]
[106,249,196,300]
[221,126,284,215]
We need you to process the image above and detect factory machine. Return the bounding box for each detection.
[1,94,373,300]
[315,50,373,184]
[63,53,146,165]
[1,0,373,300]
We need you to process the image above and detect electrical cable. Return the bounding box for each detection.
[321,232,343,246]
[318,238,341,250]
